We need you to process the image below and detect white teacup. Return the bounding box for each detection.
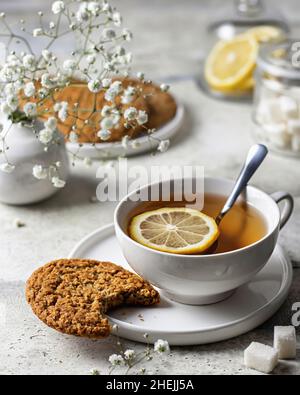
[114,177,293,305]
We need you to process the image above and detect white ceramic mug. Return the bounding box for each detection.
[114,177,293,305]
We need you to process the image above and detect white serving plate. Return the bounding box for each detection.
[68,224,293,346]
[66,102,185,159]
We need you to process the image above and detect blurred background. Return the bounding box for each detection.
[1,0,299,80]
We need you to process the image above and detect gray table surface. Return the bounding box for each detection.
[0,0,299,375]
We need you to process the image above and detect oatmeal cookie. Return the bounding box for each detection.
[26,259,160,338]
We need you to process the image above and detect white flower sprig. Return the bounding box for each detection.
[98,326,170,375]
[0,1,171,188]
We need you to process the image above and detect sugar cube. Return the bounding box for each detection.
[279,96,299,120]
[287,119,300,136]
[244,342,278,374]
[257,99,284,124]
[264,123,290,148]
[256,101,273,124]
[274,326,297,359]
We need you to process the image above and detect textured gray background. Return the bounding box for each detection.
[0,0,299,375]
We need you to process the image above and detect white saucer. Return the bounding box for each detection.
[68,224,293,346]
[66,102,185,159]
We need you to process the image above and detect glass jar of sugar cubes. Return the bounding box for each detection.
[253,40,300,157]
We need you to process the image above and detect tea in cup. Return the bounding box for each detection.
[115,177,293,305]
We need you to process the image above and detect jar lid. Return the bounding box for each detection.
[208,0,289,39]
[257,40,300,84]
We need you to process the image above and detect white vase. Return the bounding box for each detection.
[0,119,69,205]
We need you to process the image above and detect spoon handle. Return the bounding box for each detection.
[216,144,268,225]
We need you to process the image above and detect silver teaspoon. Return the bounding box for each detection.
[216,144,268,226]
[204,144,268,255]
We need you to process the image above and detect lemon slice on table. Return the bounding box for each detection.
[238,77,255,91]
[248,26,285,43]
[205,34,258,91]
[129,207,220,255]
[211,76,255,93]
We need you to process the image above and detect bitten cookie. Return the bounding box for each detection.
[26,259,160,338]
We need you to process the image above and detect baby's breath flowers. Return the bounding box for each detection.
[32,165,48,180]
[106,327,170,375]
[154,339,170,354]
[124,349,136,361]
[0,162,15,173]
[160,83,170,92]
[108,354,124,366]
[52,176,66,189]
[0,0,170,188]
[157,139,170,153]
[52,1,65,15]
[89,368,100,376]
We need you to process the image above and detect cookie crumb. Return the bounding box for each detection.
[14,219,26,228]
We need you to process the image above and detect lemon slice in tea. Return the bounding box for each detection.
[129,207,220,255]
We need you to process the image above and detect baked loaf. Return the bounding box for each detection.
[142,82,178,130]
[26,259,160,338]
[51,79,150,143]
